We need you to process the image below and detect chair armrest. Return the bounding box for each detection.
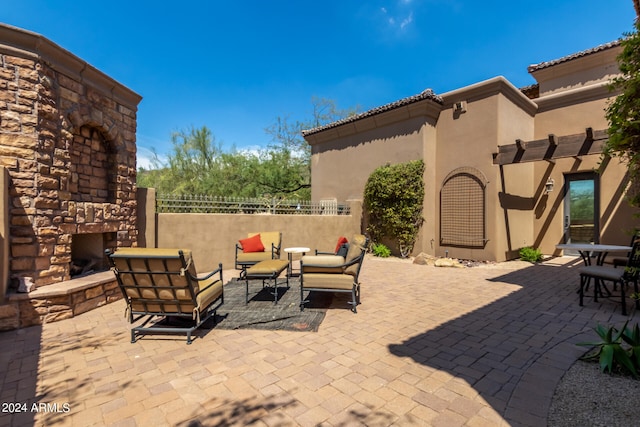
[272,240,282,258]
[315,250,335,255]
[302,254,362,270]
[189,263,223,293]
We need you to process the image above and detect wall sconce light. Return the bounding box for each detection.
[545,178,555,194]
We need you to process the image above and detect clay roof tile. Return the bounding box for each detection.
[302,89,443,137]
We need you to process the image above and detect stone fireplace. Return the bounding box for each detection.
[0,24,142,328]
[70,232,115,277]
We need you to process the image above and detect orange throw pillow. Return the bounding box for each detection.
[334,236,349,253]
[239,234,265,253]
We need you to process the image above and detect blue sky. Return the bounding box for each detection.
[2,1,635,168]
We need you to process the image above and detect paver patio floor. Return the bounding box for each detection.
[0,255,631,426]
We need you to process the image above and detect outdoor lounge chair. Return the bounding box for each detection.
[107,248,224,344]
[314,236,349,257]
[300,234,368,313]
[235,231,282,271]
[578,241,640,315]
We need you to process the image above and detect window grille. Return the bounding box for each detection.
[440,167,487,247]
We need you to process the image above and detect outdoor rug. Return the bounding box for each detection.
[206,277,333,332]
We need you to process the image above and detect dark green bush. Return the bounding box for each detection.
[364,160,425,257]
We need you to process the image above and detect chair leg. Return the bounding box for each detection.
[579,275,586,306]
[621,280,627,316]
[271,277,278,304]
[350,287,357,313]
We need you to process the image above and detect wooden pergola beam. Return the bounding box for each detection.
[492,128,607,165]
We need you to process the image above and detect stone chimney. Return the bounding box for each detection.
[0,24,142,295]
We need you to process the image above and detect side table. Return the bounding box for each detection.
[284,247,310,278]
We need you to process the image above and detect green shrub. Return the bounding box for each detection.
[578,321,639,378]
[371,243,391,258]
[364,160,425,257]
[519,246,543,263]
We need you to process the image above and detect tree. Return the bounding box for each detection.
[137,98,358,199]
[254,97,360,199]
[167,126,222,194]
[604,21,640,206]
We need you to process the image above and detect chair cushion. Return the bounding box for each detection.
[336,243,349,258]
[579,265,625,281]
[240,234,265,253]
[260,231,280,252]
[246,259,289,276]
[250,231,280,253]
[301,255,345,274]
[344,234,367,276]
[345,235,366,263]
[236,251,274,263]
[335,236,349,253]
[196,277,224,310]
[303,273,355,290]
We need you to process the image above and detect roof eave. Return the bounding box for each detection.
[302,89,444,139]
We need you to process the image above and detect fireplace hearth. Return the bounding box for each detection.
[70,233,115,278]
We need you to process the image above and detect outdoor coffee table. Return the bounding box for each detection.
[284,247,310,278]
[241,259,289,304]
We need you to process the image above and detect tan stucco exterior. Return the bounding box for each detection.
[304,41,639,261]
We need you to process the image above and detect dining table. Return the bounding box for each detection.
[555,243,632,266]
[557,243,633,302]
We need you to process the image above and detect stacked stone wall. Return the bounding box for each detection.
[0,50,138,289]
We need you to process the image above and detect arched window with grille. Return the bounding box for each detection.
[440,167,487,247]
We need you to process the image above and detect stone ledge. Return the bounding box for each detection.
[6,270,116,300]
[0,271,121,331]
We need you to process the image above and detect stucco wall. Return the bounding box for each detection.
[532,92,639,254]
[531,45,622,97]
[303,42,638,262]
[136,187,156,248]
[310,116,428,202]
[436,79,537,261]
[154,201,363,272]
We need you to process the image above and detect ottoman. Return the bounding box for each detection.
[241,259,289,304]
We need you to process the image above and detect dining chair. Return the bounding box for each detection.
[611,230,640,268]
[578,241,640,315]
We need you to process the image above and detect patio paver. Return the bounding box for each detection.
[0,255,631,426]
